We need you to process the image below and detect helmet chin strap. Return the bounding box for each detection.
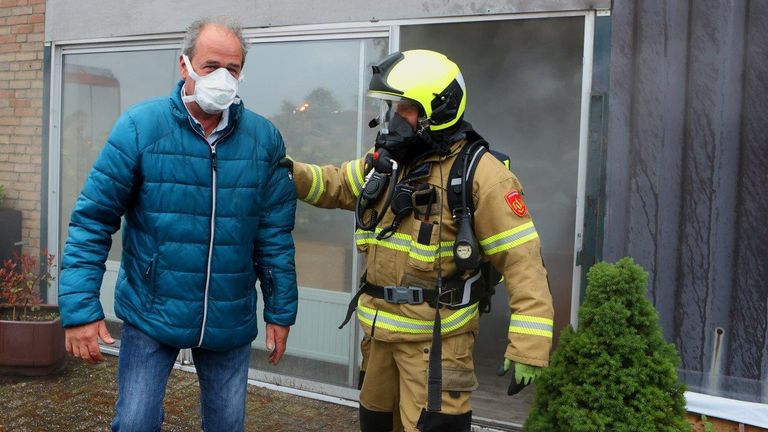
[419,118,473,157]
[417,122,451,156]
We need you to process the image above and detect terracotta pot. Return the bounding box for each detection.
[0,304,66,376]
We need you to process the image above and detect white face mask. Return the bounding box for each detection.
[182,54,242,114]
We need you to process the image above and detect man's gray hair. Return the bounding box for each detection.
[182,16,248,63]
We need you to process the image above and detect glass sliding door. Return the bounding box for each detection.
[400,16,586,425]
[239,37,388,387]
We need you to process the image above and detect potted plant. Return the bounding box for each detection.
[0,184,23,262]
[525,258,690,431]
[0,250,65,376]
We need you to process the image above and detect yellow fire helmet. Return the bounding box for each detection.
[368,49,467,131]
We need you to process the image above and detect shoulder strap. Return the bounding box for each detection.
[446,132,509,315]
[489,149,511,170]
[446,136,488,217]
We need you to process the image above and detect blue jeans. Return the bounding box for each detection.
[111,322,251,432]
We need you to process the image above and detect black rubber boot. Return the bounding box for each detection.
[358,370,366,390]
[416,409,472,432]
[359,405,394,432]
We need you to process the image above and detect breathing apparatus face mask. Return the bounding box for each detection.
[182,54,242,114]
[372,102,426,168]
[355,102,414,231]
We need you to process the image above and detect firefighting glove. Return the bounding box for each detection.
[496,358,543,396]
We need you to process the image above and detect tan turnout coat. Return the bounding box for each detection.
[292,140,554,367]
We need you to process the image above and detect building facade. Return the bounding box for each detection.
[0,0,764,429]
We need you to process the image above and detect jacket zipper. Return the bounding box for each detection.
[188,117,235,348]
[265,267,274,297]
[143,253,159,306]
[143,258,154,280]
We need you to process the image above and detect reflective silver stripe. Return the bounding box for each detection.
[354,229,455,262]
[346,160,365,198]
[357,303,478,334]
[355,230,410,252]
[383,236,411,250]
[509,313,554,338]
[509,319,553,333]
[354,230,377,243]
[438,243,454,258]
[409,240,437,262]
[304,164,324,204]
[481,224,538,255]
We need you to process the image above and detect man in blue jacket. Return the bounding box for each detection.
[58,16,298,432]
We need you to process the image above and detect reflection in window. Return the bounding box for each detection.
[59,50,179,325]
[60,64,121,260]
[240,38,387,387]
[241,39,388,294]
[60,50,179,263]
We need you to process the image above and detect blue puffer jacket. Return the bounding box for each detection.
[58,80,298,351]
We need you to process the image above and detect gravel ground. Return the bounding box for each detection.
[0,355,359,432]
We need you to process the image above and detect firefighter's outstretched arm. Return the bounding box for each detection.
[279,153,371,211]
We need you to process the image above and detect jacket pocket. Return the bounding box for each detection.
[421,333,479,393]
[142,253,158,308]
[407,220,439,272]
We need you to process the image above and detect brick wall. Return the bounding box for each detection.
[0,0,45,254]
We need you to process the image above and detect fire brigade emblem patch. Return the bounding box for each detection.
[505,191,527,217]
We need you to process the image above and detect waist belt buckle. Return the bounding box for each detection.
[383,285,424,305]
[440,287,461,307]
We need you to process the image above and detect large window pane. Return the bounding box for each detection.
[240,39,386,294]
[401,17,585,425]
[60,50,179,324]
[240,38,387,386]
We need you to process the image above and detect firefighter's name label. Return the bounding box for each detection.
[505,191,527,217]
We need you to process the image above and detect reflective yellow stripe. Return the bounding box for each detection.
[357,301,478,334]
[346,160,365,198]
[304,164,325,205]
[509,313,553,338]
[354,229,455,263]
[479,222,538,255]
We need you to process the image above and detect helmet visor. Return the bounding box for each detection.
[374,99,422,128]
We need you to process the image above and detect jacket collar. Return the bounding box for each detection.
[418,140,465,164]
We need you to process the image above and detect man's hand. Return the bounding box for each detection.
[64,320,115,364]
[497,358,544,395]
[265,323,290,365]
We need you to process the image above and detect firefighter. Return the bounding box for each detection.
[283,49,554,432]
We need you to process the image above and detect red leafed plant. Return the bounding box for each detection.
[0,250,55,321]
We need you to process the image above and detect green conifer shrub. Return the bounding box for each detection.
[525,257,690,432]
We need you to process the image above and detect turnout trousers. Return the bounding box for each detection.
[358,332,478,432]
